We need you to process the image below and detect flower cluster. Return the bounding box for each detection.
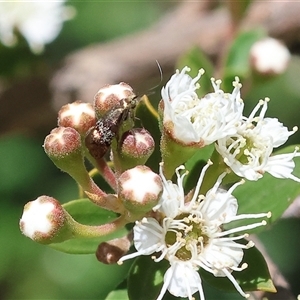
[20,66,299,300]
[160,67,300,182]
[119,162,271,299]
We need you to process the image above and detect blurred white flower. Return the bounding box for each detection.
[250,37,291,75]
[161,67,244,146]
[0,0,75,53]
[119,162,270,300]
[216,98,300,181]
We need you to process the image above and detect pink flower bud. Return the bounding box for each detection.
[20,196,68,244]
[44,127,106,200]
[118,166,163,213]
[94,82,135,117]
[58,101,96,135]
[250,37,290,75]
[43,126,82,160]
[121,128,154,157]
[119,128,155,169]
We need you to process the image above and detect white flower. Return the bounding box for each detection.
[119,162,270,300]
[161,67,244,145]
[216,98,300,181]
[250,37,290,75]
[0,1,75,53]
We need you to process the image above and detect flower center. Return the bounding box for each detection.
[226,130,270,166]
[165,213,209,261]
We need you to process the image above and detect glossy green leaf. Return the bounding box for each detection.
[106,289,129,300]
[50,198,128,254]
[177,46,214,97]
[223,29,265,90]
[127,246,274,300]
[127,255,169,300]
[230,145,300,232]
[200,244,276,293]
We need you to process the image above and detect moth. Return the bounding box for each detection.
[85,61,163,160]
[85,95,139,160]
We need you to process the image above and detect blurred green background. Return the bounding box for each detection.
[1,1,300,299]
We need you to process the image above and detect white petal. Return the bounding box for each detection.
[171,114,200,143]
[164,262,204,300]
[133,218,165,254]
[202,240,244,273]
[202,189,238,225]
[265,152,300,182]
[260,118,292,147]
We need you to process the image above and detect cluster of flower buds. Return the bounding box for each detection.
[20,82,160,244]
[20,57,299,300]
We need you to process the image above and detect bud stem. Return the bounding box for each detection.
[83,140,118,191]
[68,161,107,199]
[96,158,118,191]
[65,212,130,239]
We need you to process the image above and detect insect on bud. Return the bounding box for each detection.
[118,166,163,214]
[94,82,136,118]
[85,107,125,160]
[58,101,96,135]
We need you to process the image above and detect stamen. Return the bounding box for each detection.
[118,250,145,264]
[227,179,245,195]
[222,268,248,298]
[190,68,204,88]
[159,162,171,194]
[258,98,269,119]
[225,211,271,223]
[246,241,255,248]
[211,77,222,92]
[231,77,242,100]
[188,160,213,208]
[248,99,264,121]
[231,263,248,272]
[215,220,267,237]
[156,266,174,300]
[218,234,248,241]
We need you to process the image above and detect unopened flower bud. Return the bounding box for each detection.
[94,82,135,117]
[118,166,163,214]
[44,127,106,199]
[19,196,72,244]
[95,234,132,264]
[120,128,155,169]
[44,126,82,169]
[58,100,96,135]
[250,37,290,75]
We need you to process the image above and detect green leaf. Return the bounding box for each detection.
[222,29,266,91]
[127,256,169,300]
[106,289,129,300]
[127,247,275,299]
[177,46,214,97]
[50,199,128,254]
[231,145,300,232]
[184,144,214,192]
[200,244,276,293]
